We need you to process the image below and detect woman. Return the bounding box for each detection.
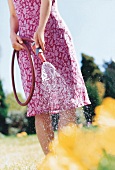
[8,0,90,155]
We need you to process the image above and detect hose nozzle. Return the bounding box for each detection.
[31,42,46,62]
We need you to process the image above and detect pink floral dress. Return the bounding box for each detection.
[13,0,90,117]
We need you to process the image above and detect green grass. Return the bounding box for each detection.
[0,135,45,170]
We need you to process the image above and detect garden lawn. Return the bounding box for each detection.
[0,135,45,170]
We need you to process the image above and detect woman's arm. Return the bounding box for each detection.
[34,0,52,51]
[39,0,52,31]
[8,0,23,50]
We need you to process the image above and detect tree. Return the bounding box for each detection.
[26,116,36,134]
[5,92,26,113]
[81,53,103,83]
[103,60,115,98]
[0,80,8,134]
[95,82,105,102]
[84,81,101,123]
[5,92,28,134]
[81,53,103,123]
[0,80,8,117]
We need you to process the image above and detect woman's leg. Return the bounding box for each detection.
[58,108,77,130]
[35,112,54,155]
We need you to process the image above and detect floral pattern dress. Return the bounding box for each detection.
[13,0,91,117]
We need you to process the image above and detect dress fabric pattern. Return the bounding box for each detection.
[13,0,91,117]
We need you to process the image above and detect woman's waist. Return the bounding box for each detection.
[19,12,65,31]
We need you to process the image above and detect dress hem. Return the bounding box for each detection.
[26,101,91,117]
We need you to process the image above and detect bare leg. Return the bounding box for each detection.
[58,108,77,130]
[35,112,54,155]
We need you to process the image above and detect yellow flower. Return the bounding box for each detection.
[39,152,86,170]
[16,132,27,137]
[17,133,23,138]
[21,132,27,136]
[95,97,115,127]
[40,124,103,170]
[39,98,115,170]
[99,126,115,155]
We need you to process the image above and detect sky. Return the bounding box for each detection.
[0,0,115,96]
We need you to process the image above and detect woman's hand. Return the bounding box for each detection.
[10,32,24,51]
[34,27,45,52]
[33,0,52,52]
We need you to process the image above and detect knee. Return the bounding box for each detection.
[60,108,76,118]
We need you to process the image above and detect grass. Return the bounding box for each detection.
[0,135,45,170]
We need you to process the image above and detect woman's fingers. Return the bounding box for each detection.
[33,31,45,52]
[10,33,24,51]
[34,33,40,48]
[12,41,24,51]
[39,39,45,52]
[16,35,23,44]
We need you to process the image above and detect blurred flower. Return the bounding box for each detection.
[39,152,85,170]
[95,97,115,127]
[39,97,115,169]
[100,127,115,155]
[21,132,27,136]
[39,124,103,170]
[16,131,27,137]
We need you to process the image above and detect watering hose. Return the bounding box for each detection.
[11,37,45,106]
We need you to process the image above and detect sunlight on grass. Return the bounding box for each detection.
[1,98,115,169]
[0,135,45,170]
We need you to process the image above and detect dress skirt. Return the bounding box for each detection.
[13,0,91,117]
